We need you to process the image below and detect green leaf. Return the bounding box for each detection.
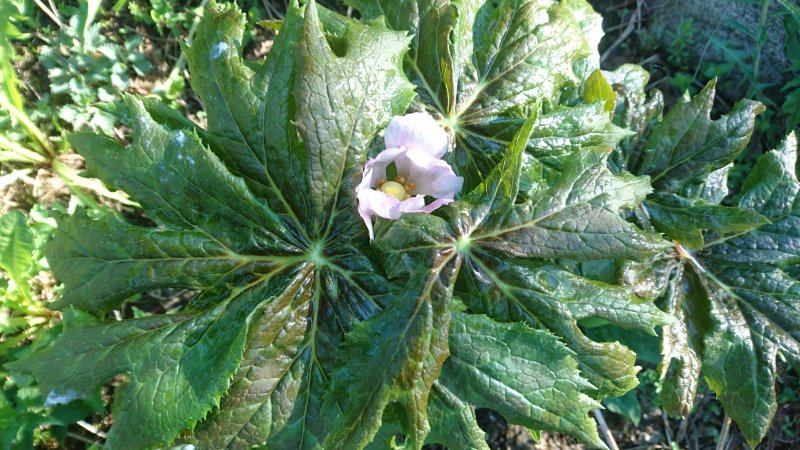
[7,272,309,450]
[603,64,664,172]
[645,194,769,249]
[348,0,601,192]
[0,210,33,301]
[453,101,632,190]
[584,70,616,113]
[46,212,293,314]
[20,5,418,449]
[184,1,315,229]
[700,267,789,447]
[382,178,669,422]
[634,79,765,192]
[436,312,604,448]
[190,267,314,449]
[70,96,301,253]
[660,134,800,446]
[321,251,459,449]
[687,164,732,204]
[295,0,415,223]
[426,381,490,450]
[477,148,668,261]
[702,133,800,266]
[660,266,709,416]
[379,122,671,407]
[603,390,641,426]
[19,0,752,448]
[463,109,538,227]
[453,0,590,124]
[192,245,392,450]
[526,103,633,172]
[347,0,455,112]
[454,255,671,398]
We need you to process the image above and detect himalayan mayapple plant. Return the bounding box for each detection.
[7,1,799,449]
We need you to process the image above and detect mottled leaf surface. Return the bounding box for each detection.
[9,3,415,450]
[695,134,800,446]
[11,1,770,449]
[439,313,603,447]
[634,80,764,193]
[377,120,670,446]
[613,65,794,446]
[296,1,415,222]
[644,133,800,446]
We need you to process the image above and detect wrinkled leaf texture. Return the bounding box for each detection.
[609,65,799,447]
[8,1,680,449]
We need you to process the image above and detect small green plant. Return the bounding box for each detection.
[39,0,151,132]
[778,0,800,134]
[0,205,105,449]
[0,1,137,207]
[666,18,696,69]
[0,208,55,353]
[128,0,196,38]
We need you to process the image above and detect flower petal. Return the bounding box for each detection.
[422,196,454,213]
[357,189,427,240]
[397,148,464,198]
[384,112,448,158]
[359,147,406,189]
[357,189,399,240]
[397,195,427,213]
[358,189,401,221]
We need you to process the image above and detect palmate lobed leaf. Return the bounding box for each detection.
[11,2,415,448]
[436,312,602,446]
[8,272,307,449]
[376,118,670,447]
[7,0,687,449]
[611,64,798,445]
[693,134,800,446]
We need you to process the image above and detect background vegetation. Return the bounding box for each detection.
[0,0,797,448]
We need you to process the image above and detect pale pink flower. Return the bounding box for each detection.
[357,113,463,239]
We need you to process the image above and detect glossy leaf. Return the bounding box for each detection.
[377,119,670,445]
[14,0,788,448]
[347,0,455,112]
[660,266,708,416]
[584,70,616,112]
[184,1,311,225]
[479,148,668,261]
[348,0,599,192]
[296,0,416,222]
[438,312,604,448]
[697,134,800,446]
[634,79,765,192]
[426,381,489,450]
[657,134,800,446]
[0,211,34,301]
[645,194,769,249]
[321,251,459,449]
[10,3,414,449]
[7,276,296,450]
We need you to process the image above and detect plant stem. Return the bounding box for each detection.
[33,0,63,28]
[593,409,621,450]
[716,414,732,450]
[0,96,55,158]
[751,0,771,93]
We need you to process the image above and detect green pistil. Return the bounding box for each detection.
[380,181,407,201]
